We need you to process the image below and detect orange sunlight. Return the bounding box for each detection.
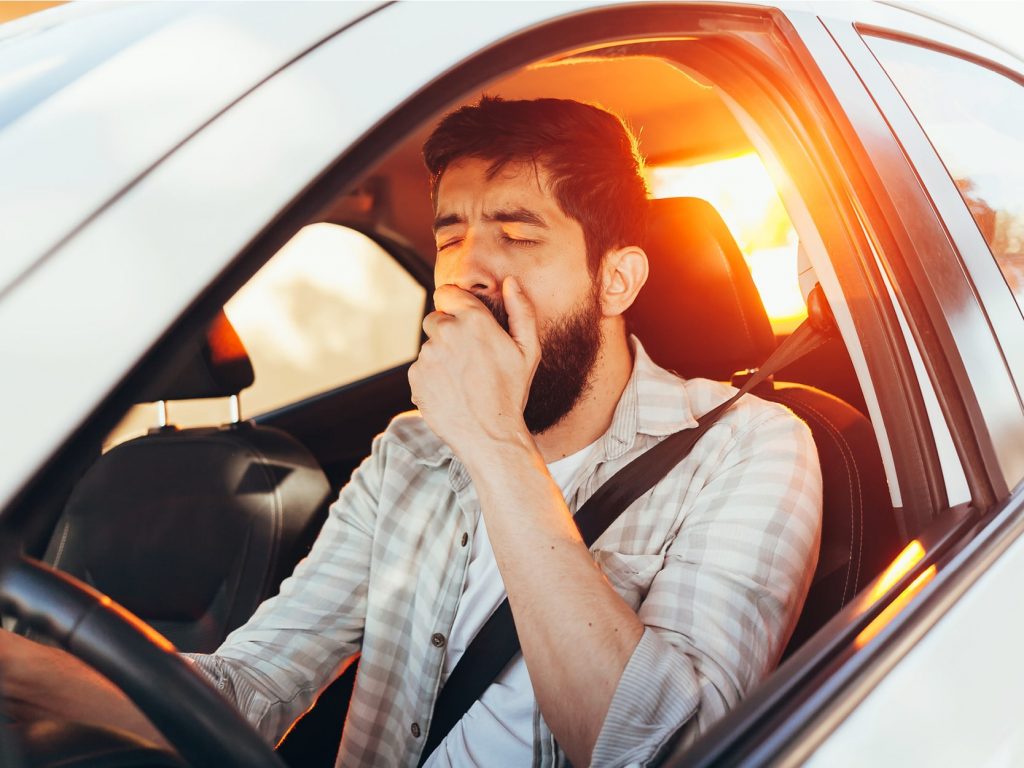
[868,539,926,602]
[855,566,937,649]
[0,2,64,23]
[648,152,807,335]
[852,539,933,649]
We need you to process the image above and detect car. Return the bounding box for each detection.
[0,1,1022,766]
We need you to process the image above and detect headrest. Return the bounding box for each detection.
[627,197,776,380]
[137,311,254,402]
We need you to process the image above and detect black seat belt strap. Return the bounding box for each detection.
[418,319,830,766]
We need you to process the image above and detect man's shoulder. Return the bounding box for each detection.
[631,339,806,442]
[374,409,449,466]
[682,376,812,440]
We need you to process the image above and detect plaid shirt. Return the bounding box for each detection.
[186,338,822,767]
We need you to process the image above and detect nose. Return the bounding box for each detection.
[439,232,499,297]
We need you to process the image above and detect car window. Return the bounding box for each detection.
[864,35,1024,315]
[104,224,426,449]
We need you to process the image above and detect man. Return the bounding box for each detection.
[1,97,822,767]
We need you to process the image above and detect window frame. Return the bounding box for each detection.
[828,20,1024,496]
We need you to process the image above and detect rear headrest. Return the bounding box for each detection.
[627,197,776,380]
[137,311,254,402]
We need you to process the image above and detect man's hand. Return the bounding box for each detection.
[409,277,540,461]
[0,629,169,747]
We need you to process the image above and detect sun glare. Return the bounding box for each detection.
[648,152,808,335]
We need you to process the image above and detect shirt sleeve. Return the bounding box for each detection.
[181,431,386,746]
[590,408,823,767]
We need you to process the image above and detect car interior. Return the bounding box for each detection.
[4,29,947,768]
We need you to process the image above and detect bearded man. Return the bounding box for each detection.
[0,97,822,768]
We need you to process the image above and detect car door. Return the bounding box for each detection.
[793,10,1024,767]
[675,5,1024,766]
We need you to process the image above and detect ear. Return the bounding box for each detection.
[598,245,649,318]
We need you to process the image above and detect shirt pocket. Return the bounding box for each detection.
[592,550,665,610]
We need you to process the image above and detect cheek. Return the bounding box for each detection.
[522,269,595,317]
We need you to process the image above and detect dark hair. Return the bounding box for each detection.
[423,96,649,273]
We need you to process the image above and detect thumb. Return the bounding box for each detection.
[502,276,539,356]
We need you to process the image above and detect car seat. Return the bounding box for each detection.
[628,196,904,656]
[31,312,333,653]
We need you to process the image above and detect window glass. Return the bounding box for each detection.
[647,152,806,335]
[866,35,1024,313]
[105,224,426,449]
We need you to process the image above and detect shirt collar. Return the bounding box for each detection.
[414,334,697,489]
[600,335,697,460]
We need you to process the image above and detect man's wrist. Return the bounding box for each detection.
[458,421,541,481]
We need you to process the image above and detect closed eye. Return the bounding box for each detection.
[437,238,463,252]
[501,234,539,247]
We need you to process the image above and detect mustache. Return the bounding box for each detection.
[475,293,510,334]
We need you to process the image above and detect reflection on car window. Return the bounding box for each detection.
[866,35,1024,314]
[104,224,426,450]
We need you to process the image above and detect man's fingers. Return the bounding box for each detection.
[421,310,455,339]
[433,284,486,316]
[502,276,539,357]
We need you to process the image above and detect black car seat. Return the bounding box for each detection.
[628,196,903,656]
[32,312,333,653]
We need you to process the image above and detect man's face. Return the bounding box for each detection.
[433,157,603,434]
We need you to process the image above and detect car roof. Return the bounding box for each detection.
[0,1,382,296]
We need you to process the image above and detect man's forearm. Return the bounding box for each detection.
[0,631,171,750]
[464,436,644,767]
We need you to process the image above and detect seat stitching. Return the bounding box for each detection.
[244,439,286,602]
[771,394,862,603]
[793,399,864,601]
[51,520,72,571]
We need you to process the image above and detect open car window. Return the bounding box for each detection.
[104,224,426,450]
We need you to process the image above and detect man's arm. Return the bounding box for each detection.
[0,629,169,747]
[463,437,644,767]
[589,409,821,765]
[410,277,634,765]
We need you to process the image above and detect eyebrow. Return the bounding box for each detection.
[432,207,549,233]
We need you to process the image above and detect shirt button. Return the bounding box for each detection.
[411,722,421,738]
[461,532,469,547]
[431,632,446,648]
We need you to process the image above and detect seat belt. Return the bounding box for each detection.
[418,316,832,766]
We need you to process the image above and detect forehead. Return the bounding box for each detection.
[435,157,561,215]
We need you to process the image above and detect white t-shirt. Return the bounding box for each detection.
[423,440,599,767]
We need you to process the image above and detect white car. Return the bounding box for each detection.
[1,2,1022,767]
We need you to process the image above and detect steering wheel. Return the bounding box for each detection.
[0,555,286,768]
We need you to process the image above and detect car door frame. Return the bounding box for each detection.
[673,7,1024,765]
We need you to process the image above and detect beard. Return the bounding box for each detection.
[477,286,603,435]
